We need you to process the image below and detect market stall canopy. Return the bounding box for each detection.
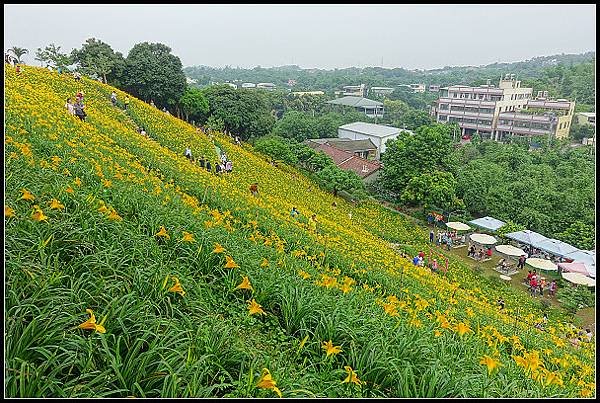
[468,216,505,232]
[564,250,595,278]
[526,257,558,271]
[558,262,594,278]
[534,238,578,258]
[446,221,471,231]
[495,244,526,256]
[505,230,548,246]
[469,233,497,245]
[561,272,596,287]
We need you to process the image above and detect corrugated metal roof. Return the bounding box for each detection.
[339,122,403,138]
[308,138,377,152]
[327,96,383,108]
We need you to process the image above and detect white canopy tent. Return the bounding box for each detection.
[495,244,526,257]
[561,272,596,287]
[468,216,506,233]
[526,257,558,271]
[469,233,497,245]
[446,221,471,231]
[505,230,548,246]
[534,239,579,258]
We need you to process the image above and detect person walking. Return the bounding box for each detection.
[74,99,86,121]
[110,91,117,106]
[198,155,206,169]
[184,146,193,160]
[549,280,558,297]
[225,160,233,173]
[517,255,525,270]
[308,214,317,232]
[205,160,212,172]
[124,96,130,111]
[290,207,299,219]
[429,230,434,244]
[65,98,75,116]
[249,182,259,197]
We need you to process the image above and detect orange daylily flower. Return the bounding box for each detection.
[20,188,35,201]
[155,226,170,239]
[31,206,48,222]
[213,243,225,253]
[321,340,342,357]
[235,276,253,291]
[224,255,239,269]
[256,368,282,397]
[168,276,185,296]
[107,210,122,221]
[455,322,472,336]
[48,198,65,210]
[181,231,195,242]
[78,309,106,333]
[342,366,363,385]
[480,355,503,375]
[5,205,15,218]
[247,299,265,315]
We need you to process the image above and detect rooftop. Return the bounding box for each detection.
[310,143,381,178]
[327,96,383,108]
[339,122,408,138]
[307,137,377,152]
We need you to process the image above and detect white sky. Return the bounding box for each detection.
[3,4,596,70]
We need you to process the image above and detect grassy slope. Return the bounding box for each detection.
[4,66,595,398]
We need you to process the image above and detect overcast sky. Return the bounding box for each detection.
[4,4,596,70]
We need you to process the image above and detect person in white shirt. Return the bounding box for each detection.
[184,146,192,160]
[65,98,75,115]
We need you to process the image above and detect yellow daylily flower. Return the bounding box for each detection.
[65,186,74,194]
[20,188,35,201]
[224,255,239,269]
[480,355,503,375]
[434,330,443,337]
[31,206,48,222]
[455,322,471,336]
[181,231,195,242]
[298,335,309,351]
[298,270,311,279]
[260,258,269,267]
[256,368,282,398]
[78,309,106,333]
[213,243,225,253]
[247,299,265,315]
[341,366,363,385]
[107,210,122,221]
[168,276,185,296]
[155,226,170,239]
[235,276,253,291]
[74,177,82,186]
[5,205,15,218]
[322,340,342,357]
[48,198,65,210]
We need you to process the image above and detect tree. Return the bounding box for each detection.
[205,115,225,132]
[201,85,275,140]
[7,46,28,64]
[35,43,70,69]
[178,88,209,123]
[273,111,317,142]
[569,120,595,141]
[122,42,186,108]
[400,170,460,210]
[557,221,595,250]
[70,38,125,84]
[316,164,365,196]
[254,136,298,164]
[380,124,456,198]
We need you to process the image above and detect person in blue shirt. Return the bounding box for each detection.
[412,256,419,266]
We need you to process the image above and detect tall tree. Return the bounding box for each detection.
[7,46,28,64]
[70,38,125,84]
[122,42,186,108]
[178,88,209,123]
[34,43,70,69]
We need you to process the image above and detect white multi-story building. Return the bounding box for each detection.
[256,83,276,90]
[433,74,534,140]
[342,84,367,97]
[338,122,412,159]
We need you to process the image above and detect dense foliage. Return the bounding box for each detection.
[4,67,595,398]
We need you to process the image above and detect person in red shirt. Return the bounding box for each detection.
[418,251,425,259]
[529,277,538,297]
[486,247,493,257]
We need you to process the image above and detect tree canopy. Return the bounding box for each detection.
[71,38,125,84]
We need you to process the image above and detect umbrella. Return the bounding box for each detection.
[468,216,506,232]
[446,221,471,231]
[558,262,593,277]
[469,233,497,245]
[526,257,558,271]
[505,230,548,246]
[561,272,596,287]
[495,244,526,257]
[564,250,596,278]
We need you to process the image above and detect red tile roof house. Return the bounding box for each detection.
[305,140,382,183]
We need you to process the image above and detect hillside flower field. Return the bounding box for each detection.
[4,66,595,398]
